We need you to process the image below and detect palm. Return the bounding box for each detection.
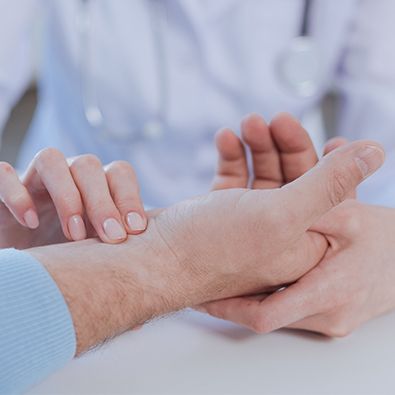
[212,114,319,192]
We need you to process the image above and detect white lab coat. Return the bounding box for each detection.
[0,0,394,207]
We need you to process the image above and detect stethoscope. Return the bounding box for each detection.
[78,0,321,143]
[78,0,167,142]
[277,0,322,98]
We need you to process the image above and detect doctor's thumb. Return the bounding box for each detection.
[277,140,385,232]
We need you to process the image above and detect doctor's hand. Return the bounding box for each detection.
[0,149,147,249]
[244,201,395,337]
[196,112,328,310]
[200,113,393,337]
[151,136,383,305]
[211,112,327,191]
[202,199,395,337]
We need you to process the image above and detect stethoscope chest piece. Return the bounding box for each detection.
[277,36,323,98]
[142,119,165,141]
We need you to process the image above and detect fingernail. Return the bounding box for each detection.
[355,145,385,177]
[23,209,39,229]
[68,215,86,241]
[126,212,147,232]
[103,218,126,241]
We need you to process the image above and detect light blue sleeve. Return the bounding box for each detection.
[0,249,76,394]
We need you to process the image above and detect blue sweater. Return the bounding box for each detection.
[0,249,76,394]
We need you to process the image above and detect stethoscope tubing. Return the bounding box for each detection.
[79,0,316,141]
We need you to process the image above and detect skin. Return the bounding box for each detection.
[211,112,320,191]
[3,134,380,355]
[0,115,386,345]
[200,113,395,337]
[0,148,147,248]
[28,234,182,355]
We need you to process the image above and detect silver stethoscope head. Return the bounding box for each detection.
[277,0,322,98]
[277,35,322,98]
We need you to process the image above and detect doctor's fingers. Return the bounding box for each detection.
[68,156,146,238]
[22,148,86,240]
[253,266,356,337]
[200,268,333,334]
[198,230,328,329]
[211,128,249,190]
[241,113,283,189]
[285,311,356,338]
[0,161,38,228]
[69,155,140,243]
[104,160,147,235]
[196,293,270,325]
[269,113,318,183]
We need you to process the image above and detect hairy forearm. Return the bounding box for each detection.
[26,229,191,355]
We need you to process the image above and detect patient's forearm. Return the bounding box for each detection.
[27,232,190,355]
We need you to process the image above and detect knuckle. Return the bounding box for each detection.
[250,315,273,334]
[325,322,351,338]
[86,200,105,215]
[327,168,350,207]
[57,194,82,215]
[86,199,117,219]
[115,197,141,212]
[323,311,353,338]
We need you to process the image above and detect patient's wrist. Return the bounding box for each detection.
[27,239,141,354]
[26,224,198,354]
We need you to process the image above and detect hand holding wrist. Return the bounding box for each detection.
[152,141,385,305]
[26,139,384,353]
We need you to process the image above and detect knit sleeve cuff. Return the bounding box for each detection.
[0,248,76,394]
